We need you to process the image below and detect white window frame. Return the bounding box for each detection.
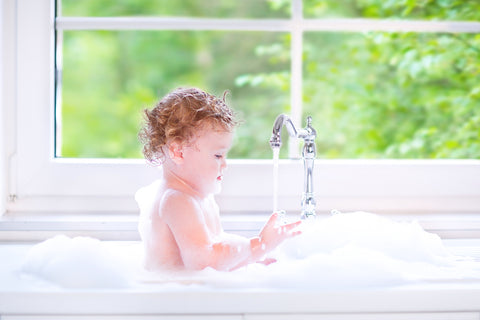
[2,0,480,217]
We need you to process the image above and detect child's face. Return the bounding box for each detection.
[181,126,233,196]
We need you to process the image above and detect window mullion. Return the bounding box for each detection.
[55,17,292,31]
[288,0,303,158]
[302,18,480,33]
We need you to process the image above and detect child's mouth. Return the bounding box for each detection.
[217,175,223,181]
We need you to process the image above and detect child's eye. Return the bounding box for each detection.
[215,154,223,159]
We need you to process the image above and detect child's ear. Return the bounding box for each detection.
[167,141,184,164]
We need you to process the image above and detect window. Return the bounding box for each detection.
[55,1,480,161]
[4,0,480,215]
[56,1,291,160]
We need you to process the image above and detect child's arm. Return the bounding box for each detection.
[234,212,301,269]
[161,190,251,270]
[160,190,300,271]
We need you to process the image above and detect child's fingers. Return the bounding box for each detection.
[266,212,279,225]
[291,230,302,237]
[276,227,302,240]
[282,228,302,238]
[277,221,302,236]
[283,220,302,231]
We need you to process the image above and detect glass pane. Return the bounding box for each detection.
[60,0,289,18]
[304,0,480,20]
[304,32,480,159]
[57,30,290,159]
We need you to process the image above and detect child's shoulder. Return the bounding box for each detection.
[162,187,192,200]
[158,187,203,221]
[160,187,199,208]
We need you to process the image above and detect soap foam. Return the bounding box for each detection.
[259,211,472,288]
[20,235,136,288]
[20,212,480,289]
[277,211,452,265]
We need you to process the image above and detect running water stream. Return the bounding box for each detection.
[272,147,280,213]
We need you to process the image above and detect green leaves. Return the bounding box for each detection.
[59,1,480,159]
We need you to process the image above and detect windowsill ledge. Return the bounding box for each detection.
[2,211,480,241]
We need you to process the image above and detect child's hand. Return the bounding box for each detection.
[257,257,277,266]
[258,212,302,252]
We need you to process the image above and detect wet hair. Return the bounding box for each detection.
[139,87,237,165]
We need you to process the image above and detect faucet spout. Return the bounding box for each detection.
[270,114,317,219]
[269,114,298,149]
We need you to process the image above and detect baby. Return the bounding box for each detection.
[136,87,301,271]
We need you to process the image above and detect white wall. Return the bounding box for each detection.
[1,0,16,216]
[0,0,6,216]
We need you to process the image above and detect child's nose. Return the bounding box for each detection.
[221,157,227,169]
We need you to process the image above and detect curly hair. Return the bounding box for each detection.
[139,87,237,165]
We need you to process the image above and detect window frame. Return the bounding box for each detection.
[2,0,480,216]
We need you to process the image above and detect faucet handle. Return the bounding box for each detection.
[297,116,316,141]
[305,116,316,139]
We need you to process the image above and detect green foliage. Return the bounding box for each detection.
[59,1,480,159]
[60,28,289,159]
[292,1,480,159]
[304,0,480,20]
[300,27,480,158]
[60,0,288,18]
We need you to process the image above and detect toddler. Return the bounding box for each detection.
[136,87,301,271]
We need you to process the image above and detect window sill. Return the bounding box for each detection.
[1,211,480,242]
[6,159,480,214]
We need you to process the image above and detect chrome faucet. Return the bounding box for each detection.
[269,114,317,219]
